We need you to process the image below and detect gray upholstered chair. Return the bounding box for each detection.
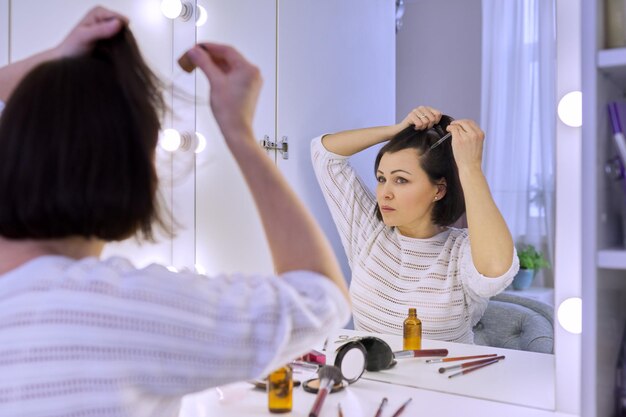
[472,292,554,354]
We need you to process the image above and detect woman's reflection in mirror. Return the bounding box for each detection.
[311,105,519,344]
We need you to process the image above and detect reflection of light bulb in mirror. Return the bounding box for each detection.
[557,297,582,334]
[159,130,206,153]
[161,0,193,20]
[161,0,182,19]
[557,91,582,127]
[166,265,178,273]
[194,132,207,153]
[160,128,182,152]
[196,5,208,27]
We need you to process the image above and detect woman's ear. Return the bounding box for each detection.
[435,179,447,200]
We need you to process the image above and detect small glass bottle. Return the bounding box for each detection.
[403,307,422,350]
[267,365,293,413]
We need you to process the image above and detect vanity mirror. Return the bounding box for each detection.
[192,0,564,411]
[1,0,579,414]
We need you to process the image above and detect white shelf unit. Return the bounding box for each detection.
[582,2,626,417]
[598,249,626,269]
[598,47,626,69]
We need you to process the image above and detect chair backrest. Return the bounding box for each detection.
[472,292,554,354]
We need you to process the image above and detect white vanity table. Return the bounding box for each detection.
[179,330,571,417]
[179,379,570,417]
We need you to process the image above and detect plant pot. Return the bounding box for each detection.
[512,268,535,290]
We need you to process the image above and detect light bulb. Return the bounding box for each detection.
[196,5,208,27]
[160,130,206,153]
[557,91,582,127]
[160,128,182,152]
[194,132,207,153]
[557,297,582,334]
[161,0,183,19]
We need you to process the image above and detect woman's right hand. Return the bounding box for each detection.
[399,105,442,131]
[186,43,262,139]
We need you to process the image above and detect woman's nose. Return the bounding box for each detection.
[383,185,393,199]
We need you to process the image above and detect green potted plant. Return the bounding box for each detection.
[512,244,550,290]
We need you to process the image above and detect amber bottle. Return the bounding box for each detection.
[403,307,422,350]
[267,365,293,413]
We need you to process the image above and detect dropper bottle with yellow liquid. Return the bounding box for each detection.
[267,365,293,413]
[403,307,422,350]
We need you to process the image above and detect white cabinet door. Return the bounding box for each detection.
[194,0,277,275]
[276,0,396,280]
[193,1,395,278]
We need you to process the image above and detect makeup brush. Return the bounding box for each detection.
[308,365,343,417]
[393,348,449,359]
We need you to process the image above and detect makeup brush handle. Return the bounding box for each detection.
[394,348,449,358]
[308,387,330,417]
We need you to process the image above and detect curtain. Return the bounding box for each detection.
[481,0,556,287]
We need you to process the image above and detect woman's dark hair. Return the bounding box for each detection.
[373,115,465,227]
[0,26,169,241]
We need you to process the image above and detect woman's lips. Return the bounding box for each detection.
[380,206,395,212]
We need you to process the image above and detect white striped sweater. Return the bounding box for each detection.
[0,255,350,417]
[311,135,518,343]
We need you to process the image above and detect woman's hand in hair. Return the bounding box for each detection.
[317,105,442,157]
[401,105,442,131]
[446,119,485,173]
[0,7,126,102]
[186,43,262,139]
[55,7,128,58]
[448,119,515,278]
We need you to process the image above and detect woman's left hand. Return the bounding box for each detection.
[55,7,128,58]
[0,7,127,103]
[446,119,485,171]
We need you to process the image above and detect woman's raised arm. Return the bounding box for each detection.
[321,105,442,156]
[447,119,515,277]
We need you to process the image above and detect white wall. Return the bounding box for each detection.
[396,0,482,123]
[0,0,7,67]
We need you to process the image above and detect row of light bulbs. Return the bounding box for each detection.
[160,0,208,27]
[160,1,206,151]
[556,91,582,333]
[556,91,583,334]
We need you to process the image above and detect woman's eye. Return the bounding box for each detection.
[395,177,407,184]
[376,176,386,183]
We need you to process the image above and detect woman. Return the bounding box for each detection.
[311,106,518,343]
[0,7,349,416]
